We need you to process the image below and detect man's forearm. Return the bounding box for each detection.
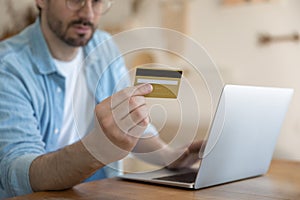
[29,139,104,192]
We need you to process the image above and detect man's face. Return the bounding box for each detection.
[43,0,101,47]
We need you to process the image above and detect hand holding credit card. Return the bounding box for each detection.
[134,68,183,98]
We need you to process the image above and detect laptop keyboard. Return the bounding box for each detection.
[153,172,197,183]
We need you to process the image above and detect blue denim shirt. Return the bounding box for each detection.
[0,19,130,198]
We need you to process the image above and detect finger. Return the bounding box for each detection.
[118,105,149,133]
[111,84,153,109]
[127,116,150,138]
[188,140,204,153]
[131,83,153,96]
[122,106,149,129]
[112,96,146,120]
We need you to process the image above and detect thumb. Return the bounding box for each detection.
[132,83,153,96]
[110,84,153,110]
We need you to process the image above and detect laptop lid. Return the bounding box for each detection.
[195,85,293,188]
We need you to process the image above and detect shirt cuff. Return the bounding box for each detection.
[7,154,40,197]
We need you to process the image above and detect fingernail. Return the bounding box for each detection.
[144,84,153,92]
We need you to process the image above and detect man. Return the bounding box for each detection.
[0,0,201,198]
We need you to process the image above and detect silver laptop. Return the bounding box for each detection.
[119,85,293,189]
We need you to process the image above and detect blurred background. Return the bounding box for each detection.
[1,0,299,171]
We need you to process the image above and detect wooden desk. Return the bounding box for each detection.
[9,160,300,200]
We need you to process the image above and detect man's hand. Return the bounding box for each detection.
[166,140,204,170]
[84,84,153,164]
[133,137,204,170]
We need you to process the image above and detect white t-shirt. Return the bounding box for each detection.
[54,48,94,149]
[53,48,157,150]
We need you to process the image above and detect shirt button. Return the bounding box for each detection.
[54,128,59,134]
[57,87,62,93]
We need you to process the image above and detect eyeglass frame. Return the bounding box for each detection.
[65,0,114,15]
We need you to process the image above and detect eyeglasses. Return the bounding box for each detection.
[66,0,113,15]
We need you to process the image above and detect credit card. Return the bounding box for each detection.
[134,68,183,98]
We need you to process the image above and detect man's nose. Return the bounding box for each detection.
[78,0,95,20]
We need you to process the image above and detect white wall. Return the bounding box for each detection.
[186,0,300,160]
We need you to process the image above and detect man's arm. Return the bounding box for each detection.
[29,139,104,191]
[30,84,153,192]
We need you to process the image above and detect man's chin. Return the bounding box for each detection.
[64,36,92,47]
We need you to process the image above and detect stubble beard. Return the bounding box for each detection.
[46,12,95,47]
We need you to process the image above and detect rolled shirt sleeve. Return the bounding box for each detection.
[1,154,39,197]
[0,61,45,197]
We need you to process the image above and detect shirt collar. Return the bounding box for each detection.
[30,18,58,75]
[29,18,99,75]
